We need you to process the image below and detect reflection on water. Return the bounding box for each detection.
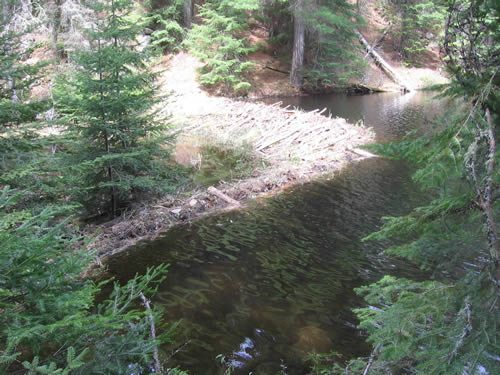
[106,158,427,374]
[262,91,444,142]
[105,92,443,374]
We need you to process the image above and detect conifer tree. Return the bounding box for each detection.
[289,0,364,88]
[310,1,499,374]
[146,0,185,54]
[0,187,172,373]
[0,0,59,207]
[183,0,192,28]
[185,0,259,95]
[56,0,173,217]
[304,0,364,87]
[0,0,48,127]
[380,0,446,65]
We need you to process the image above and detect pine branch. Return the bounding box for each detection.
[139,292,162,375]
[448,296,472,364]
[363,344,381,375]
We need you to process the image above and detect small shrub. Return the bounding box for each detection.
[147,0,185,54]
[185,0,259,95]
[194,142,257,186]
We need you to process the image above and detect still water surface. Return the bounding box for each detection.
[105,91,444,374]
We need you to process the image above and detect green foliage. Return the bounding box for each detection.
[379,0,446,65]
[443,0,500,112]
[305,351,349,375]
[0,1,60,208]
[355,105,499,373]
[0,13,50,127]
[185,0,259,95]
[55,0,176,216]
[0,186,173,374]
[302,0,366,87]
[193,142,257,186]
[147,0,185,53]
[354,274,499,374]
[261,0,366,88]
[0,128,75,210]
[260,0,293,47]
[316,2,500,374]
[166,368,190,375]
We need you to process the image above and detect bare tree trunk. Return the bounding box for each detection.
[50,0,62,63]
[183,0,192,29]
[2,0,19,104]
[97,37,116,217]
[290,0,305,87]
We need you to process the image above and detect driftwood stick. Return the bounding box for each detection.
[264,65,290,75]
[140,292,162,375]
[363,343,381,375]
[256,118,300,150]
[348,147,378,158]
[208,186,242,207]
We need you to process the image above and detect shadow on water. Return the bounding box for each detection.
[105,91,445,374]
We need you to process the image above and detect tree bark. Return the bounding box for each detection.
[356,30,411,92]
[98,37,116,217]
[207,186,241,207]
[465,105,500,284]
[2,0,18,104]
[290,0,305,87]
[183,0,192,29]
[50,0,62,63]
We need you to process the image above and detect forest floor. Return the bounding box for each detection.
[86,0,447,260]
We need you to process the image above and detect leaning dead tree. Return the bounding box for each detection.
[356,30,411,92]
[364,24,392,59]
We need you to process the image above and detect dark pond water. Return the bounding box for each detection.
[262,90,445,142]
[105,91,445,374]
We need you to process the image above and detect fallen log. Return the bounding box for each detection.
[348,147,379,158]
[356,30,411,92]
[264,65,290,75]
[364,25,392,59]
[208,186,242,207]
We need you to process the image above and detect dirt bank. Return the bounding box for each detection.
[357,0,448,91]
[238,0,449,95]
[87,52,375,259]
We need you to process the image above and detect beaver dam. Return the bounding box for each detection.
[101,91,447,374]
[90,99,374,256]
